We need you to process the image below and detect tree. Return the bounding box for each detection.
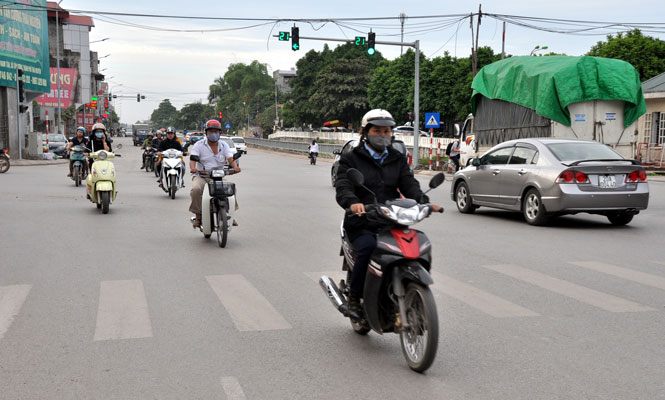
[587,29,665,81]
[257,105,278,135]
[150,99,177,128]
[178,102,214,130]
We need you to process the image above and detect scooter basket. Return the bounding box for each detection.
[209,181,235,197]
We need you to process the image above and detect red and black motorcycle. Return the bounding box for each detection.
[320,168,444,372]
[0,148,10,173]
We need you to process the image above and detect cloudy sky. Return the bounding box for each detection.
[60,0,665,124]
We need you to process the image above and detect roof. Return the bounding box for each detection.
[642,71,665,94]
[472,56,646,128]
[46,2,69,18]
[46,2,94,26]
[64,15,94,27]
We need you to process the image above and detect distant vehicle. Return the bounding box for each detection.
[219,137,237,155]
[188,132,204,144]
[42,133,68,157]
[132,124,151,146]
[230,137,247,154]
[450,138,649,226]
[393,126,429,136]
[330,138,409,187]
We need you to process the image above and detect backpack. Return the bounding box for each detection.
[445,141,454,156]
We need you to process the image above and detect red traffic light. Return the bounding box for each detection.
[218,111,223,119]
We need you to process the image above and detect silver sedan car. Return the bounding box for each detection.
[450,138,649,226]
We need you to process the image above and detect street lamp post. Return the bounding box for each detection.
[90,37,110,44]
[56,0,64,134]
[529,45,549,56]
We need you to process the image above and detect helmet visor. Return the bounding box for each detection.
[365,116,396,127]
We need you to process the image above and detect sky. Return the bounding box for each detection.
[60,0,665,125]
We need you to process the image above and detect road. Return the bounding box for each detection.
[1,137,664,399]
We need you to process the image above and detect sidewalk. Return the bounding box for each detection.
[11,159,68,166]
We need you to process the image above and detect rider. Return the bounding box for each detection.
[335,109,442,321]
[65,126,89,177]
[88,123,111,169]
[156,126,185,187]
[152,130,164,148]
[189,119,241,228]
[308,139,319,159]
[140,132,154,169]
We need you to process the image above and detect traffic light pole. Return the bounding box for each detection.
[276,34,422,163]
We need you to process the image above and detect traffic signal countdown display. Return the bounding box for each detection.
[278,31,290,41]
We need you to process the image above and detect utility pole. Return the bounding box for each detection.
[399,13,406,56]
[472,5,482,77]
[56,0,63,134]
[469,13,476,76]
[501,21,506,60]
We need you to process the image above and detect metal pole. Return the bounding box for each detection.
[413,40,420,167]
[399,13,406,56]
[16,69,22,160]
[501,22,506,60]
[56,2,62,134]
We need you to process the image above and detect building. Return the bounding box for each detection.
[636,72,665,167]
[273,68,297,94]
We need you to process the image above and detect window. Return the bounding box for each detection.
[644,113,653,143]
[546,142,622,162]
[342,140,358,155]
[659,112,665,146]
[508,146,539,165]
[481,147,514,165]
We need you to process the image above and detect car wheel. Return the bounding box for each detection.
[607,212,633,226]
[523,188,548,226]
[455,181,475,214]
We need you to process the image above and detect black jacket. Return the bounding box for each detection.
[159,138,183,152]
[335,141,428,237]
[88,134,111,152]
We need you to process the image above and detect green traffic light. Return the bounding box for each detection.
[367,48,375,55]
[292,43,299,50]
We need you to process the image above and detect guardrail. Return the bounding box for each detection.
[246,138,343,154]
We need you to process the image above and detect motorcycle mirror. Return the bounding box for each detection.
[233,152,242,160]
[346,168,365,186]
[116,143,123,150]
[429,173,445,188]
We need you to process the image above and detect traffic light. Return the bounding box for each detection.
[367,32,376,56]
[218,111,223,120]
[291,26,299,51]
[137,93,141,102]
[17,69,25,103]
[104,97,108,108]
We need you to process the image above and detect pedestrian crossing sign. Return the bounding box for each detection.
[425,112,440,128]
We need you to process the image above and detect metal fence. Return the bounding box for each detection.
[246,138,344,154]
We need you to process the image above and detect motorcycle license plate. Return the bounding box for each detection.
[599,175,616,189]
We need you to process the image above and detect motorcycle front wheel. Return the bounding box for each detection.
[399,283,439,373]
[216,207,228,248]
[74,165,80,187]
[101,191,110,214]
[169,175,177,199]
[0,156,9,173]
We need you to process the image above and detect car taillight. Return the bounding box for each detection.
[625,170,647,183]
[556,170,589,184]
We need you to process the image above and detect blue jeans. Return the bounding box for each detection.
[350,234,377,297]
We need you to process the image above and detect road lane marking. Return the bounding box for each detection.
[652,261,665,266]
[484,264,653,313]
[570,261,665,291]
[220,376,246,399]
[0,284,31,340]
[430,272,539,318]
[206,275,291,331]
[93,280,153,341]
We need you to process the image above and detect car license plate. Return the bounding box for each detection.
[599,175,616,189]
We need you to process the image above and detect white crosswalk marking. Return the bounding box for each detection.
[0,284,31,340]
[430,272,539,318]
[206,275,291,331]
[484,264,654,313]
[94,280,153,341]
[569,261,665,291]
[220,376,246,399]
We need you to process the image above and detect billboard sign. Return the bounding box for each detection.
[76,112,95,131]
[35,68,78,108]
[0,0,50,93]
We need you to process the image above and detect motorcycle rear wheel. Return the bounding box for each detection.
[74,166,81,187]
[216,207,228,248]
[399,283,439,373]
[154,162,160,177]
[0,156,10,173]
[101,191,110,214]
[169,175,177,199]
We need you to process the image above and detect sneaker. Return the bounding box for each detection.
[140,165,145,169]
[347,293,364,322]
[232,220,238,226]
[67,173,72,177]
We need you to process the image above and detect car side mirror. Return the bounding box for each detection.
[190,155,200,162]
[471,158,481,167]
[346,168,365,186]
[333,150,341,155]
[454,124,460,136]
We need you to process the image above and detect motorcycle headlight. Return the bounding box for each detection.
[168,152,176,159]
[395,205,421,225]
[98,151,108,161]
[211,169,225,178]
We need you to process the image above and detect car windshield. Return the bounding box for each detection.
[546,142,623,162]
[47,134,66,142]
[221,139,235,148]
[231,137,244,143]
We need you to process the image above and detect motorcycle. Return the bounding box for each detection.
[309,151,318,165]
[143,146,155,172]
[0,148,10,173]
[85,144,122,214]
[319,168,445,373]
[69,145,88,187]
[190,152,242,247]
[158,148,185,199]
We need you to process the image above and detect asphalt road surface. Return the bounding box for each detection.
[1,137,664,399]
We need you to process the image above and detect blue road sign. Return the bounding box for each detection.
[425,112,440,129]
[225,123,231,129]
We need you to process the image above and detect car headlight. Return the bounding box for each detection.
[98,151,108,160]
[211,169,225,178]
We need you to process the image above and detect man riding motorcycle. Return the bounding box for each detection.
[152,130,164,149]
[335,109,441,321]
[156,126,185,187]
[140,132,155,169]
[65,126,89,177]
[189,119,240,228]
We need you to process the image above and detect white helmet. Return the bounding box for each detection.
[361,109,396,129]
[91,122,106,133]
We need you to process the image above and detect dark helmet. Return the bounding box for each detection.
[205,119,222,132]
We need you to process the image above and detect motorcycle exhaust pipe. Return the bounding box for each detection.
[319,275,348,316]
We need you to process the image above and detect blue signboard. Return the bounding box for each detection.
[225,122,231,129]
[424,112,440,128]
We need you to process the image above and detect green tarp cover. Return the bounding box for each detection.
[471,56,646,128]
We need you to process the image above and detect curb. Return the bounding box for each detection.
[11,159,69,166]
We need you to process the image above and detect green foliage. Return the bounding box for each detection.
[150,99,178,128]
[178,102,214,130]
[587,29,665,81]
[257,105,278,135]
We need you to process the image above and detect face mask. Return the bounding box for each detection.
[367,135,391,152]
[95,132,103,139]
[207,133,220,142]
